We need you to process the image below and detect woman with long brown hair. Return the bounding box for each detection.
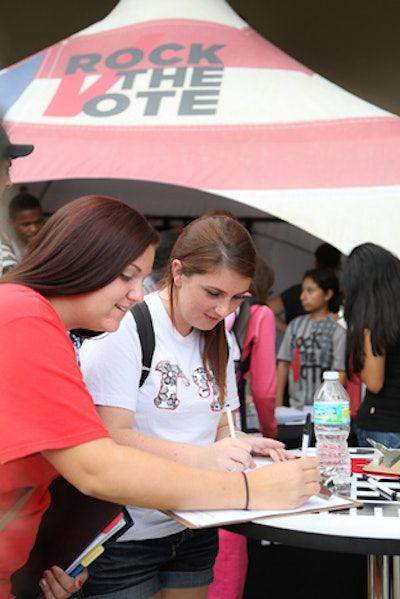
[0,199,320,599]
[80,215,310,599]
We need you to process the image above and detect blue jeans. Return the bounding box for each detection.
[355,426,400,449]
[82,527,218,599]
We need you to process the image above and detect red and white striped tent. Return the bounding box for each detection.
[1,0,400,286]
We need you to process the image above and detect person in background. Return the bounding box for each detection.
[268,242,342,334]
[343,242,400,448]
[276,267,346,409]
[142,227,182,294]
[80,215,292,599]
[7,188,45,261]
[0,195,321,599]
[246,255,278,437]
[227,254,278,438]
[0,124,34,274]
[0,232,17,274]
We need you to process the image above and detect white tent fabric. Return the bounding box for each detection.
[1,0,400,279]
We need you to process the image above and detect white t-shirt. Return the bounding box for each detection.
[81,291,239,539]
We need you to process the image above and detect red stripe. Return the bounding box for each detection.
[10,116,400,189]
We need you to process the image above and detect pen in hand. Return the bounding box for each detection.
[301,413,312,458]
[225,403,236,438]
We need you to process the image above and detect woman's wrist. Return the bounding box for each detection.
[241,471,250,510]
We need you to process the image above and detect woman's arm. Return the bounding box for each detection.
[338,370,347,387]
[276,361,290,407]
[42,437,320,511]
[97,405,255,472]
[361,329,386,393]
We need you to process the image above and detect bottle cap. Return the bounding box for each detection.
[322,371,339,381]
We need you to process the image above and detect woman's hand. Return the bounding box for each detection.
[39,566,88,598]
[198,436,255,472]
[200,432,293,472]
[240,435,293,463]
[246,457,321,510]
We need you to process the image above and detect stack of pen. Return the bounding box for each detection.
[359,475,400,502]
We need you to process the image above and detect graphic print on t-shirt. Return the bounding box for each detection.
[155,360,190,409]
[290,317,335,395]
[154,361,222,411]
[192,367,222,411]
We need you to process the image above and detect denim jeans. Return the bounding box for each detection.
[354,425,400,449]
[81,527,218,599]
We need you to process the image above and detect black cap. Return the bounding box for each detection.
[0,124,34,159]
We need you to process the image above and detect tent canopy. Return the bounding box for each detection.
[1,0,400,274]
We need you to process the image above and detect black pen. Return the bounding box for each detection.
[349,448,375,455]
[301,413,312,458]
[362,475,400,501]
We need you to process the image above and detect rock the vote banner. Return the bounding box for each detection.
[2,10,397,198]
[5,20,313,126]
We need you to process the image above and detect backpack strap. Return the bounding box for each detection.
[232,296,266,358]
[232,299,251,356]
[130,302,155,387]
[231,296,265,433]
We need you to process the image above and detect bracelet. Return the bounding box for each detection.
[241,471,250,510]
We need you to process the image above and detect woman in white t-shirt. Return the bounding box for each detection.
[80,215,291,599]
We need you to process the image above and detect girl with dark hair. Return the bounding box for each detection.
[343,242,400,447]
[0,199,320,599]
[276,267,346,409]
[81,215,296,599]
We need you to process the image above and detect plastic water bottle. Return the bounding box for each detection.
[313,371,351,494]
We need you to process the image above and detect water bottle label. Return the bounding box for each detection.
[314,401,350,425]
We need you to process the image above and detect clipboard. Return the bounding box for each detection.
[11,477,133,599]
[165,492,362,529]
[363,461,400,476]
[165,458,362,529]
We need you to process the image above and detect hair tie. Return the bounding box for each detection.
[241,471,250,510]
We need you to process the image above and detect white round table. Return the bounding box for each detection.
[226,458,400,599]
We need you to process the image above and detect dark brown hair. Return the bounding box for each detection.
[166,215,256,402]
[249,254,275,302]
[343,242,400,376]
[1,195,160,295]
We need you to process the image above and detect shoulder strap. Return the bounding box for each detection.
[232,296,265,355]
[130,302,155,387]
[231,297,264,434]
[0,487,36,533]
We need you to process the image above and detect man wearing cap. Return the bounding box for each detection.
[0,124,34,274]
